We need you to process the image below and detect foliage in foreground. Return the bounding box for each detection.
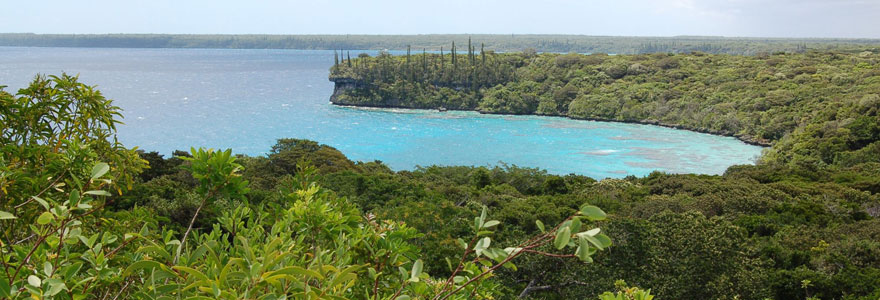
[134,134,880,299]
[325,47,880,299]
[4,55,880,299]
[1,75,612,299]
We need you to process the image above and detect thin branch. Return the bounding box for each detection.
[390,281,409,300]
[433,235,478,299]
[435,215,577,300]
[106,236,137,258]
[111,280,132,300]
[521,249,576,258]
[173,183,223,265]
[9,202,104,282]
[13,169,67,209]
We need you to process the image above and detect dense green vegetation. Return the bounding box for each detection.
[326,46,880,298]
[331,47,880,155]
[122,137,880,299]
[3,44,880,299]
[3,33,880,55]
[1,76,615,299]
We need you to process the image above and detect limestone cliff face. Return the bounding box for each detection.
[328,77,359,105]
[328,77,413,108]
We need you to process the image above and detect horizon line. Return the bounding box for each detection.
[3,32,880,41]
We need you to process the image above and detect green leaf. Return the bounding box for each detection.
[172,266,210,281]
[535,220,545,233]
[409,259,423,282]
[554,227,571,250]
[484,248,509,263]
[32,196,50,210]
[0,275,10,297]
[576,238,591,262]
[581,228,601,237]
[0,211,15,220]
[136,245,172,261]
[580,205,607,221]
[367,267,377,280]
[43,262,53,276]
[91,163,110,180]
[595,233,613,248]
[474,237,491,256]
[395,295,411,300]
[457,238,468,249]
[27,275,41,287]
[122,260,163,277]
[69,192,80,205]
[482,220,501,228]
[570,217,582,233]
[504,247,523,256]
[582,234,606,250]
[37,211,54,225]
[45,278,66,297]
[265,266,324,280]
[84,190,112,196]
[329,265,362,288]
[61,262,83,279]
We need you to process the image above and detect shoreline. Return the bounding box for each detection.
[329,102,773,148]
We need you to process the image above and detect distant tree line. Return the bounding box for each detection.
[2,33,879,55]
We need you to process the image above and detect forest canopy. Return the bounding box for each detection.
[1,42,879,299]
[329,46,880,172]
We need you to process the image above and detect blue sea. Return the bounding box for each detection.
[0,47,763,179]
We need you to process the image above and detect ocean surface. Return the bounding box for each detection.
[0,47,764,179]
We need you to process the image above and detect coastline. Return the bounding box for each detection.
[329,101,773,148]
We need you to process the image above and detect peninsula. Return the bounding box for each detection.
[330,46,880,156]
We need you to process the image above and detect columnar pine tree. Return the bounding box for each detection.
[440,46,445,80]
[468,37,473,66]
[481,43,486,85]
[406,45,412,81]
[452,41,457,82]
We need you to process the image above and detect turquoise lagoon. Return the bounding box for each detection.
[0,47,763,178]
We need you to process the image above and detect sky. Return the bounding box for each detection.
[2,0,879,38]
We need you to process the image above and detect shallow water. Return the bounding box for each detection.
[0,47,763,178]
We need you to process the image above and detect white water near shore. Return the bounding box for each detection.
[0,47,764,178]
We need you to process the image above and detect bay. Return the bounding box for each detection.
[0,47,763,178]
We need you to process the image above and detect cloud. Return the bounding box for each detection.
[1,0,878,37]
[646,0,880,37]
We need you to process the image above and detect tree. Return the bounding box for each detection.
[268,138,356,175]
[0,74,147,299]
[1,76,617,299]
